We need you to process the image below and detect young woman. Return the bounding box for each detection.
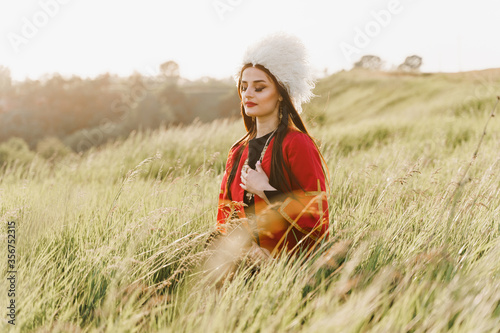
[215,32,330,258]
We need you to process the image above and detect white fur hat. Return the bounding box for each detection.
[233,31,317,114]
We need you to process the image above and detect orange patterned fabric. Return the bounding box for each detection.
[216,127,329,256]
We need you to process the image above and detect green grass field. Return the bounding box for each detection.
[1,68,500,332]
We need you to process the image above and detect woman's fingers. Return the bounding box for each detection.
[241,168,255,184]
[242,167,268,195]
[240,167,247,190]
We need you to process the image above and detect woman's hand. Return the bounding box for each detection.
[240,161,276,200]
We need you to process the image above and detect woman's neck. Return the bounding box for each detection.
[256,114,279,138]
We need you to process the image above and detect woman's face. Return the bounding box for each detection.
[240,66,281,119]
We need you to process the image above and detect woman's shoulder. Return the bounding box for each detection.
[224,140,246,165]
[283,127,315,147]
[228,140,245,155]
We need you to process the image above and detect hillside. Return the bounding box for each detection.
[307,68,500,124]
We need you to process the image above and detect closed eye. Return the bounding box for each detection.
[241,87,265,92]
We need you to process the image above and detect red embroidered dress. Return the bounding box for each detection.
[216,127,329,256]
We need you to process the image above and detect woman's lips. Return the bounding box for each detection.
[245,102,257,107]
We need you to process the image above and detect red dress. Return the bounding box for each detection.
[216,126,329,256]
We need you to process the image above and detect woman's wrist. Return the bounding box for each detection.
[256,190,266,201]
[263,184,277,192]
[256,184,277,199]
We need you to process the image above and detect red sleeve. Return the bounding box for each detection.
[277,132,329,241]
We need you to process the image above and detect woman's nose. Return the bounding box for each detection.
[243,87,253,97]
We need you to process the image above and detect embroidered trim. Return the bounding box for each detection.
[304,179,326,226]
[278,197,320,241]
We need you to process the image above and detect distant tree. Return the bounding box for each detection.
[134,93,164,128]
[158,83,191,124]
[398,55,423,72]
[127,71,148,108]
[0,64,239,149]
[218,90,240,118]
[353,55,383,70]
[159,60,180,85]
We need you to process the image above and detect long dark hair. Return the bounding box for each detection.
[225,63,329,200]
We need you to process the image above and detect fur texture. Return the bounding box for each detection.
[233,31,317,114]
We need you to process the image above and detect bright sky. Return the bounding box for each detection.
[0,0,499,82]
